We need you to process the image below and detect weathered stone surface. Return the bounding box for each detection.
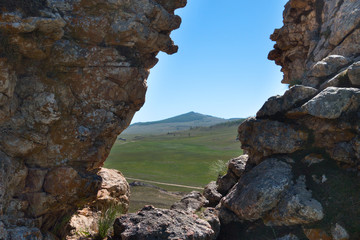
[331,223,350,240]
[171,191,208,213]
[319,70,349,90]
[303,228,332,240]
[114,205,216,240]
[308,55,350,78]
[227,155,248,178]
[0,0,186,235]
[216,172,238,196]
[257,85,318,117]
[276,234,299,240]
[222,159,293,221]
[203,181,222,207]
[348,61,360,86]
[199,208,220,239]
[7,227,43,240]
[96,168,130,211]
[298,87,360,119]
[264,176,323,226]
[66,168,129,239]
[238,119,308,163]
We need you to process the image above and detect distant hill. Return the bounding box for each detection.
[121,111,242,135]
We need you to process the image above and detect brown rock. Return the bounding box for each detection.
[0,0,186,234]
[303,228,332,240]
[171,191,209,213]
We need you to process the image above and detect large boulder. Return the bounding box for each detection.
[113,205,216,240]
[0,0,186,236]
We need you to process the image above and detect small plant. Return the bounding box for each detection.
[97,204,124,239]
[209,159,228,178]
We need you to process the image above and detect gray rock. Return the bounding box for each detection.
[0,221,7,239]
[299,87,360,119]
[329,142,356,164]
[257,85,318,117]
[199,208,220,239]
[217,205,242,225]
[227,155,248,178]
[171,191,209,213]
[276,234,299,240]
[114,205,216,240]
[216,172,238,196]
[222,159,293,221]
[348,61,360,86]
[331,223,350,240]
[320,69,349,90]
[265,176,323,226]
[238,119,308,163]
[203,181,222,207]
[308,55,350,78]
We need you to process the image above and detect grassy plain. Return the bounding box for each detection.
[105,120,243,188]
[104,120,244,212]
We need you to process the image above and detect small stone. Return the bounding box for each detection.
[203,181,222,207]
[171,191,209,213]
[302,154,324,167]
[276,234,299,240]
[348,61,360,85]
[331,223,349,240]
[303,228,332,240]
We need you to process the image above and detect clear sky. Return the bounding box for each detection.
[132,0,289,123]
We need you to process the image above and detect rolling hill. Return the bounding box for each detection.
[121,111,240,135]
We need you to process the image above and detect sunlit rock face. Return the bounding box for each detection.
[0,0,185,238]
[204,0,360,239]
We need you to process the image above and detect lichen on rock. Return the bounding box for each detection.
[0,0,186,238]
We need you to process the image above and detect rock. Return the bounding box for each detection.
[216,172,238,196]
[331,223,349,240]
[297,87,360,119]
[320,70,350,90]
[7,227,43,240]
[264,176,323,226]
[348,61,360,86]
[276,234,299,240]
[0,0,186,233]
[171,191,209,213]
[303,228,332,240]
[199,208,220,239]
[257,85,318,117]
[227,155,248,178]
[203,181,222,207]
[0,221,7,239]
[222,158,293,221]
[217,206,242,225]
[238,119,308,163]
[113,205,216,240]
[308,55,350,78]
[302,154,324,167]
[97,168,130,211]
[66,168,130,239]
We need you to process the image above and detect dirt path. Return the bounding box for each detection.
[125,177,204,190]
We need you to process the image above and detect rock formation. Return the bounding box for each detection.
[200,0,360,239]
[0,0,186,239]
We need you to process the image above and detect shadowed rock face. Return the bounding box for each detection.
[0,0,186,238]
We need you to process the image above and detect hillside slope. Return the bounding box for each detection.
[121,111,238,135]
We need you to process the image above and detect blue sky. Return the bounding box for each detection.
[132,0,289,123]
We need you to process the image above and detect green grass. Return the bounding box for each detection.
[105,121,243,189]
